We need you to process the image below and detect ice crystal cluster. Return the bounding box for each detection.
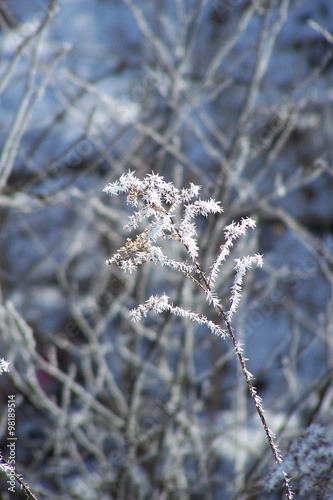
[0,358,10,375]
[103,171,263,325]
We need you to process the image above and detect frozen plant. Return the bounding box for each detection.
[0,359,39,499]
[268,424,333,498]
[103,170,293,499]
[0,452,39,500]
[0,358,10,374]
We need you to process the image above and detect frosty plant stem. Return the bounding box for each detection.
[103,171,293,499]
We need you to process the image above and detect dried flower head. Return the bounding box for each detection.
[103,170,223,273]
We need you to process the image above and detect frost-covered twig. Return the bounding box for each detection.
[0,453,39,500]
[0,0,66,190]
[103,171,293,499]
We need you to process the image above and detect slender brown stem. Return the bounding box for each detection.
[0,456,39,500]
[180,244,294,499]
